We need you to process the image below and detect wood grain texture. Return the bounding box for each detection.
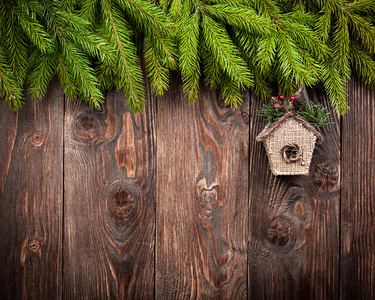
[0,79,64,299]
[248,89,340,299]
[156,78,249,299]
[2,76,375,299]
[63,86,156,299]
[340,78,375,299]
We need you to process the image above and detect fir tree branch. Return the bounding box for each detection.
[102,0,145,112]
[59,36,103,108]
[284,17,328,59]
[56,54,79,99]
[253,0,279,18]
[27,51,57,100]
[276,27,313,88]
[347,13,375,55]
[201,14,252,89]
[175,0,195,34]
[0,53,23,110]
[0,0,374,115]
[350,41,375,89]
[166,0,183,21]
[60,26,113,62]
[206,4,271,34]
[256,33,277,76]
[295,47,320,79]
[1,11,28,86]
[231,30,272,101]
[117,0,177,68]
[316,6,332,42]
[321,58,348,114]
[332,13,351,80]
[12,6,53,53]
[219,72,243,107]
[144,36,170,95]
[80,0,98,23]
[348,0,375,16]
[202,45,222,89]
[179,11,201,102]
[180,12,200,75]
[120,0,173,34]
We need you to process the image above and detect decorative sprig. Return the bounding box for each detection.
[298,102,332,127]
[259,94,331,127]
[258,100,288,124]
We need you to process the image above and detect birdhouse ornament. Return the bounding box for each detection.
[256,94,328,176]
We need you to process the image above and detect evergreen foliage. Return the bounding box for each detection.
[258,97,331,127]
[0,0,374,114]
[258,100,289,124]
[298,101,332,127]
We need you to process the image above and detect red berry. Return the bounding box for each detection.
[279,95,284,100]
[290,96,295,101]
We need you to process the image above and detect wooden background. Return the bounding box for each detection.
[0,76,374,299]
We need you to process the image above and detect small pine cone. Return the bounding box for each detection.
[292,96,303,110]
[270,96,282,111]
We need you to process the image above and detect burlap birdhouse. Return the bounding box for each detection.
[256,111,323,175]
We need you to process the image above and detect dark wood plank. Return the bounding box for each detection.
[340,78,375,299]
[0,79,64,299]
[156,78,249,299]
[63,86,156,298]
[248,90,340,299]
[0,101,18,194]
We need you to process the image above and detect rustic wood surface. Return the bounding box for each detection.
[340,78,375,299]
[0,77,374,299]
[0,78,64,299]
[248,88,341,299]
[155,79,249,299]
[63,80,156,299]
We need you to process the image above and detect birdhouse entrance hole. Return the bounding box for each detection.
[281,143,303,164]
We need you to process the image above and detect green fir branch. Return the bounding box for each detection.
[144,36,170,96]
[12,6,53,53]
[27,50,57,100]
[0,0,374,114]
[101,0,145,112]
[0,52,24,110]
[179,11,201,102]
[350,41,375,89]
[321,58,349,114]
[201,14,253,89]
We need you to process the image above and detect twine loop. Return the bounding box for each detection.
[281,143,303,164]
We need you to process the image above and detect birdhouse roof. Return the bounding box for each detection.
[256,111,324,144]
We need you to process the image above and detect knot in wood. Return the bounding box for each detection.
[241,112,249,124]
[108,190,135,224]
[28,240,40,253]
[201,189,217,219]
[74,114,103,144]
[267,219,295,249]
[201,189,218,204]
[29,132,44,147]
[313,163,338,191]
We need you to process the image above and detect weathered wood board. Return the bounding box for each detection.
[155,78,249,299]
[248,89,340,299]
[0,76,375,299]
[0,79,64,299]
[340,78,375,299]
[63,85,156,299]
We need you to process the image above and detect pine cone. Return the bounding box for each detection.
[270,96,282,111]
[292,95,303,110]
